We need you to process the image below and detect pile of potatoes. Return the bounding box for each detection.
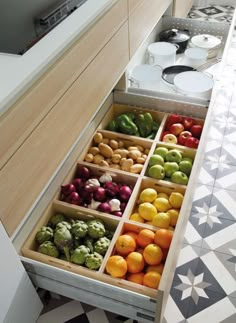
[84,132,150,174]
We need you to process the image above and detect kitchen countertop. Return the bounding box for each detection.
[0,0,116,116]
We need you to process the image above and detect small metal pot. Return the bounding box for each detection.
[159,28,190,54]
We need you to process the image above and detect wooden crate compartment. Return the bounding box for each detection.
[21,201,121,279]
[56,162,139,219]
[157,113,205,149]
[79,129,153,175]
[98,103,167,140]
[100,220,173,299]
[126,177,186,229]
[145,142,196,187]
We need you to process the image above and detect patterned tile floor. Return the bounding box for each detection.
[37,4,236,323]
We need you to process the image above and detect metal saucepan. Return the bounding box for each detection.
[158,28,190,54]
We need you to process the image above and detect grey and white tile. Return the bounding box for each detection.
[209,187,236,221]
[214,163,236,190]
[191,184,214,214]
[197,159,219,185]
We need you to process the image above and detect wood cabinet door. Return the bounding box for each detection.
[173,0,193,17]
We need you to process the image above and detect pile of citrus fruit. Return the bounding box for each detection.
[105,228,173,289]
[129,187,184,229]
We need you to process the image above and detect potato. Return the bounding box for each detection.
[88,146,100,156]
[136,156,146,164]
[84,153,94,163]
[109,139,119,150]
[100,160,110,167]
[114,149,129,158]
[127,150,142,160]
[118,140,125,148]
[101,138,109,145]
[98,143,113,158]
[130,164,143,174]
[121,158,133,172]
[112,154,122,164]
[110,164,121,170]
[93,132,103,144]
[93,154,104,164]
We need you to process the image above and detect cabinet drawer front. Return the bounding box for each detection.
[129,0,172,57]
[0,22,129,236]
[128,0,143,14]
[0,0,128,171]
[173,0,193,17]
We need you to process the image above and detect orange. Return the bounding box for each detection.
[106,255,127,278]
[125,231,138,242]
[143,272,161,289]
[143,244,163,265]
[115,234,136,256]
[146,263,164,275]
[154,229,173,249]
[137,229,155,248]
[126,252,145,274]
[127,272,144,285]
[162,248,169,262]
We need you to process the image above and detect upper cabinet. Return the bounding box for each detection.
[173,0,193,17]
[128,0,172,57]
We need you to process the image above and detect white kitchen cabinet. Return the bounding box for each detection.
[0,222,43,323]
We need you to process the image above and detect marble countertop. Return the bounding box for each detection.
[0,0,115,116]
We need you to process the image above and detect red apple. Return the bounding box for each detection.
[185,137,199,149]
[178,131,192,145]
[190,125,203,139]
[167,114,183,126]
[161,131,170,140]
[163,133,178,144]
[169,123,185,136]
[183,117,195,130]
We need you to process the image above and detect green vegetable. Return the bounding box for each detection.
[146,131,156,140]
[116,114,139,136]
[94,237,110,255]
[152,121,160,132]
[71,220,88,238]
[135,112,153,137]
[71,245,90,265]
[38,241,59,258]
[50,214,66,228]
[55,221,72,231]
[35,226,54,244]
[84,236,94,253]
[73,237,81,249]
[106,120,117,131]
[85,252,103,270]
[54,226,73,261]
[104,229,114,240]
[87,219,106,239]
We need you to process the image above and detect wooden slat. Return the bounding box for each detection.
[0,22,129,236]
[173,0,193,17]
[129,0,172,57]
[0,0,128,170]
[127,0,143,15]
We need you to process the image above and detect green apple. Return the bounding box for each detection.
[154,147,169,159]
[179,160,192,176]
[171,171,188,185]
[164,162,179,177]
[165,149,182,163]
[182,157,193,164]
[148,154,165,167]
[148,165,165,180]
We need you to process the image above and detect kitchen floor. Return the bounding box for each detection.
[37,4,236,323]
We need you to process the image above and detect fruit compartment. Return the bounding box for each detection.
[56,162,139,219]
[21,201,120,277]
[126,177,186,230]
[158,113,205,149]
[79,130,153,175]
[98,103,167,140]
[145,142,196,186]
[100,221,173,298]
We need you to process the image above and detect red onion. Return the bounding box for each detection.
[94,187,107,202]
[119,186,132,201]
[65,192,80,205]
[77,166,90,179]
[61,184,76,196]
[104,181,119,197]
[112,211,123,217]
[120,202,127,212]
[72,178,84,192]
[97,202,112,213]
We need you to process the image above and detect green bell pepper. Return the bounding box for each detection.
[135,112,153,137]
[116,114,139,136]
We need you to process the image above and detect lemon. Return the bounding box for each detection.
[153,197,172,212]
[130,212,145,223]
[158,192,169,200]
[169,192,184,209]
[139,188,158,203]
[167,209,179,226]
[138,202,157,221]
[152,212,170,229]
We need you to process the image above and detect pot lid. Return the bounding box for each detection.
[159,28,190,43]
[191,34,221,49]
[174,71,214,93]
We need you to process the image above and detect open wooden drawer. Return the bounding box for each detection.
[13,91,209,323]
